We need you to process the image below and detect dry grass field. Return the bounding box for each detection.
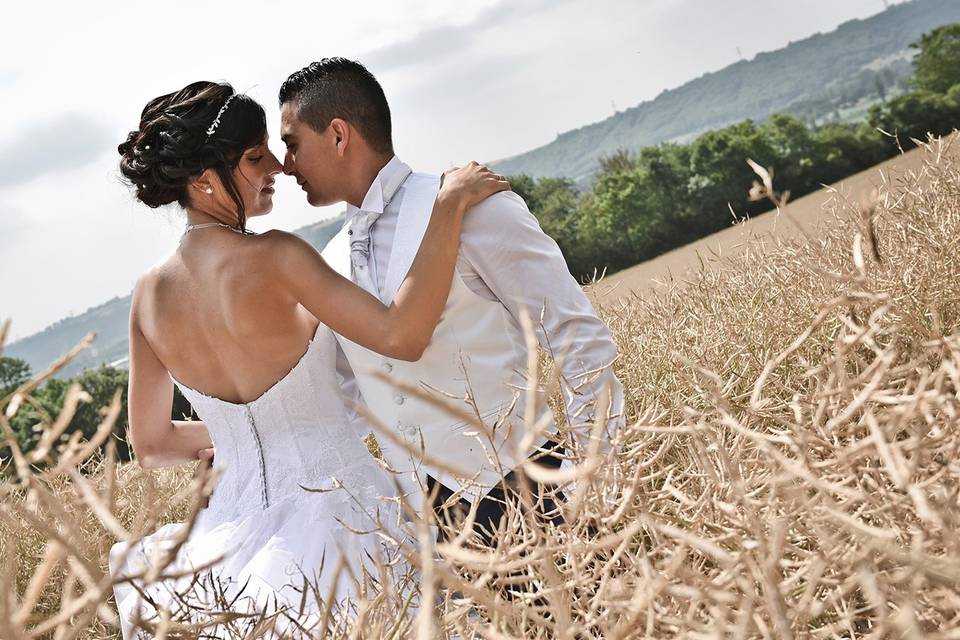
[2,134,960,638]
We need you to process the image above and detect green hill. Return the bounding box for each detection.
[492,0,960,182]
[5,215,345,378]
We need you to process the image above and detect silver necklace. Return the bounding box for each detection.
[182,222,256,237]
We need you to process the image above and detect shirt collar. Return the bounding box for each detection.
[346,156,412,219]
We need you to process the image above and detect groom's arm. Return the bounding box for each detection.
[458,191,625,440]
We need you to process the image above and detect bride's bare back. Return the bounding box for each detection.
[134,228,319,406]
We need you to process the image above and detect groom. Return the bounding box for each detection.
[278,58,624,539]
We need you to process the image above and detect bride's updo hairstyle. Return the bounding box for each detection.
[118,81,267,230]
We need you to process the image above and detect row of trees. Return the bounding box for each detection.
[513,24,960,279]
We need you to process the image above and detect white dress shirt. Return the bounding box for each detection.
[336,156,624,441]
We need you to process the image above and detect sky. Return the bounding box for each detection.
[1,0,903,341]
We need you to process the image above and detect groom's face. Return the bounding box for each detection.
[280,102,341,206]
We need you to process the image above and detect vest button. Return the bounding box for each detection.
[393,394,405,405]
[382,362,394,373]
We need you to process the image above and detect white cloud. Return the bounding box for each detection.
[0,204,27,242]
[0,114,113,188]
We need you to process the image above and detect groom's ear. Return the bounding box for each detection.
[329,118,349,157]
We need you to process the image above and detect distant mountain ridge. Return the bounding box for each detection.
[5,215,345,378]
[492,0,960,182]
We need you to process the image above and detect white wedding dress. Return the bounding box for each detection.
[110,324,409,638]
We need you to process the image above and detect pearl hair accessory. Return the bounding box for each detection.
[205,94,239,139]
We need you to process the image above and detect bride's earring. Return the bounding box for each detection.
[205,187,214,194]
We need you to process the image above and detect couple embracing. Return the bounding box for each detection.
[110,58,624,636]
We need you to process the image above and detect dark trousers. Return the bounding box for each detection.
[427,443,566,546]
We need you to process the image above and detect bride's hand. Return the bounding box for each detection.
[438,161,510,215]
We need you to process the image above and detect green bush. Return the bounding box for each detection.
[912,23,960,94]
[2,362,196,464]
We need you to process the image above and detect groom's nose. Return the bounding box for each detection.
[282,152,296,176]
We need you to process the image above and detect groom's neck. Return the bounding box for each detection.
[344,152,394,208]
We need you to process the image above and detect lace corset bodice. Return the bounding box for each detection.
[170,325,385,525]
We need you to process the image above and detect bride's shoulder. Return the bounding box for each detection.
[129,259,178,320]
[250,229,316,256]
[248,230,326,275]
[133,255,178,294]
[253,228,300,244]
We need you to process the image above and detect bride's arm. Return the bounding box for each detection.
[127,292,213,469]
[276,162,508,361]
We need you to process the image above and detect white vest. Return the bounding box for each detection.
[322,172,543,502]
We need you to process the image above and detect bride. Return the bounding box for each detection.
[108,80,508,638]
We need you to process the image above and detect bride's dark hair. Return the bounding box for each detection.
[118,81,267,230]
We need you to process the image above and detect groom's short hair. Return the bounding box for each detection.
[279,58,393,154]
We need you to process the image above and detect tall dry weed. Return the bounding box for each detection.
[2,134,959,638]
[0,334,202,638]
[591,133,960,638]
